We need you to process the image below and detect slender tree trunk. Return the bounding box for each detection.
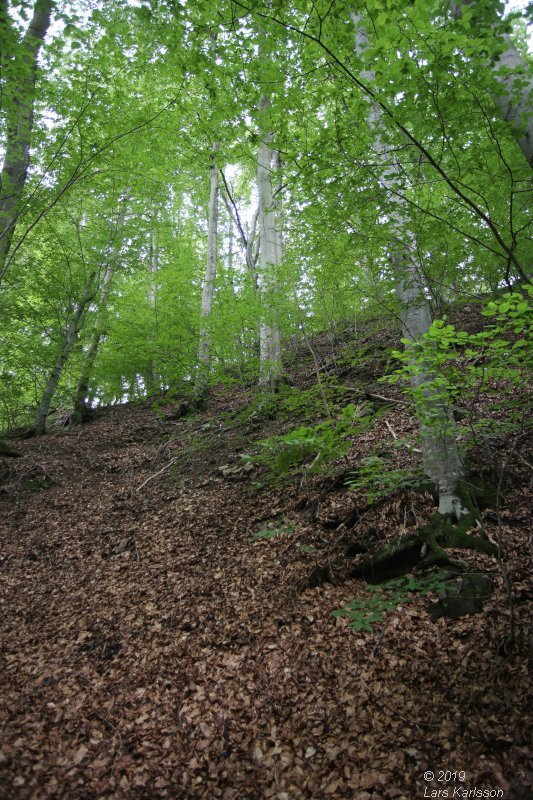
[196,142,219,394]
[220,180,260,286]
[34,275,96,434]
[71,199,128,424]
[146,209,160,392]
[353,14,467,518]
[0,0,55,282]
[227,210,234,274]
[257,95,283,392]
[246,202,261,285]
[450,0,533,168]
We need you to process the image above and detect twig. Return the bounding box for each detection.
[371,627,386,657]
[385,419,398,439]
[385,419,422,453]
[516,452,533,471]
[364,390,410,406]
[136,457,179,491]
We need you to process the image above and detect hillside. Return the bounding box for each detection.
[0,308,531,800]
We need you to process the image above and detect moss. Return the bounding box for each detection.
[428,572,493,621]
[352,536,424,583]
[419,512,497,556]
[461,474,499,510]
[353,507,497,586]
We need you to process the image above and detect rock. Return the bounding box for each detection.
[102,537,133,558]
[428,572,493,621]
[114,537,131,555]
[218,461,254,481]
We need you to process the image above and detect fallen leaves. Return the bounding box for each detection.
[0,384,531,799]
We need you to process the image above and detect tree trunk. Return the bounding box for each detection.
[146,210,160,392]
[257,95,283,392]
[34,275,96,435]
[71,200,128,425]
[0,0,55,282]
[220,173,260,285]
[196,142,219,395]
[353,14,467,518]
[450,0,533,168]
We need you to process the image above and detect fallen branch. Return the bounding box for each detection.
[136,457,178,492]
[385,420,422,453]
[365,390,410,406]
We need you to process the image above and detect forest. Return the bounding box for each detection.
[0,0,532,798]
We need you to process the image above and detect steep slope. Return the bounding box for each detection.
[0,310,531,799]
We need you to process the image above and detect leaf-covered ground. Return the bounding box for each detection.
[1,318,532,799]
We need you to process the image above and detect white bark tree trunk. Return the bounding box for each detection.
[0,0,54,282]
[257,95,283,392]
[71,198,128,424]
[353,14,467,518]
[146,209,160,392]
[198,142,219,374]
[450,0,533,168]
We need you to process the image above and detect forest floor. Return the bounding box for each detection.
[1,309,532,800]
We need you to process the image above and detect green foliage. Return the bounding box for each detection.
[248,522,296,543]
[384,288,533,441]
[246,378,351,424]
[1,0,531,432]
[333,572,452,631]
[250,403,371,483]
[346,456,425,504]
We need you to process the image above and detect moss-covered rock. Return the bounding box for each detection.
[428,572,493,621]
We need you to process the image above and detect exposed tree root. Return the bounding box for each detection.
[351,510,497,585]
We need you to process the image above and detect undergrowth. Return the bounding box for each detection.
[247,402,372,484]
[333,571,452,631]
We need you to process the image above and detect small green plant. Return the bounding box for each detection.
[250,403,371,483]
[299,544,320,554]
[248,522,296,543]
[244,378,351,425]
[333,572,452,631]
[346,455,425,504]
[383,288,532,439]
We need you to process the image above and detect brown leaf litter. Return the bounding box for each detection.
[0,330,531,799]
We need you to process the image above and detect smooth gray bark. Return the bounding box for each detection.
[450,0,533,168]
[353,14,466,518]
[0,0,54,282]
[146,209,160,392]
[198,143,219,375]
[257,95,283,392]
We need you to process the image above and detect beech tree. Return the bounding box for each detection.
[352,11,467,518]
[257,93,283,392]
[0,0,530,525]
[71,195,128,425]
[196,142,220,394]
[450,0,533,168]
[0,0,54,282]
